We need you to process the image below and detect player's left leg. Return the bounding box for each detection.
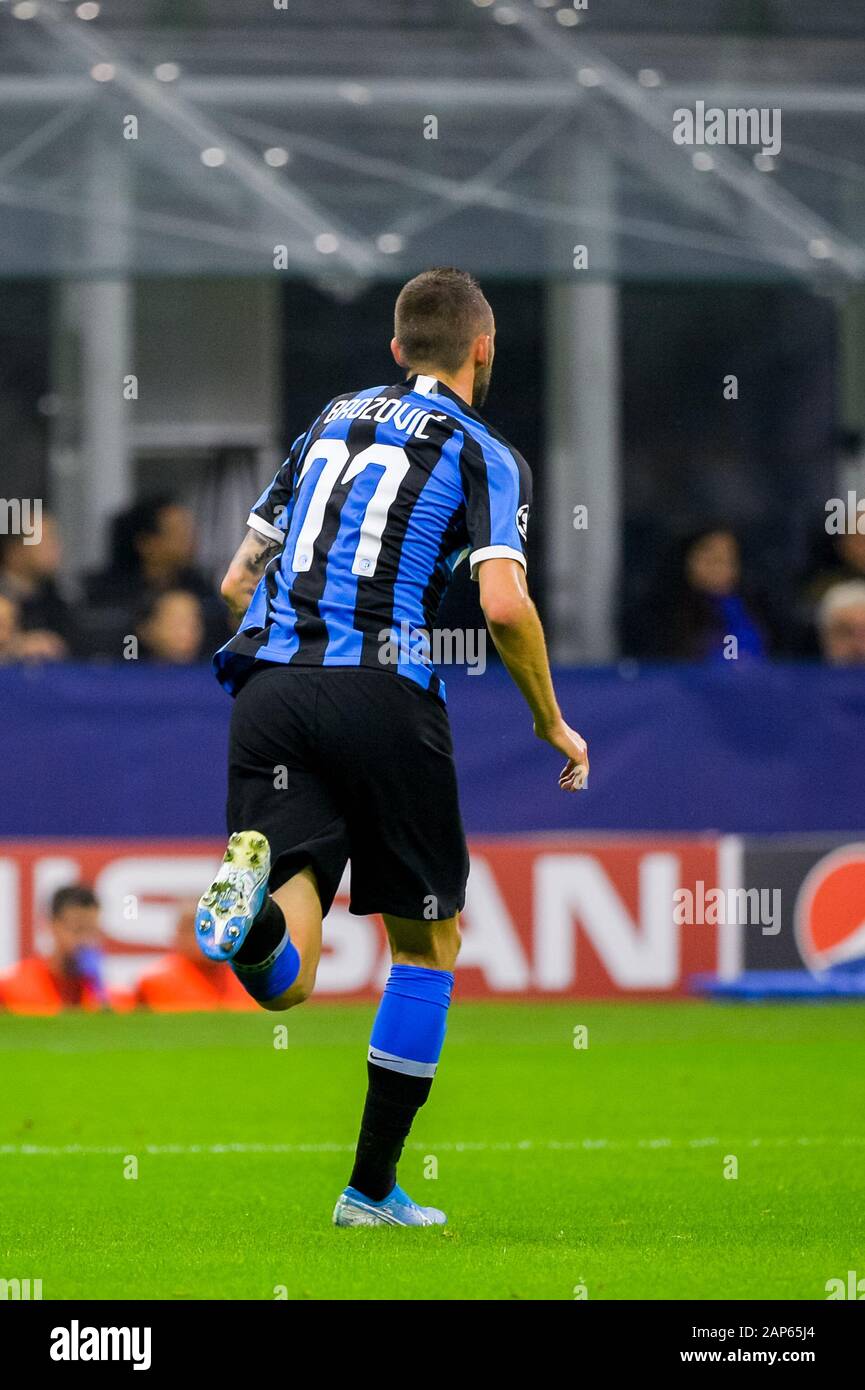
[197,665,348,1009]
[233,865,323,1011]
[333,912,460,1228]
[195,834,322,1009]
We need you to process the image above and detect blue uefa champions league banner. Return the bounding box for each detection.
[0,662,863,838]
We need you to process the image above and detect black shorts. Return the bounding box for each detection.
[226,664,470,921]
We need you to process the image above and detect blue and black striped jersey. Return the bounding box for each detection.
[213,373,532,701]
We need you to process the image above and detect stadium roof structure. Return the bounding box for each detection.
[1,0,864,283]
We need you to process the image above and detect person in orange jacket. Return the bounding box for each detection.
[136,902,258,1012]
[0,885,113,1014]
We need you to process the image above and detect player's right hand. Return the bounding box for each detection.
[534,718,589,792]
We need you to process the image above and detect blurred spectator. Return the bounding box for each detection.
[0,588,20,663]
[86,496,227,653]
[817,581,865,667]
[647,527,773,662]
[95,496,202,595]
[136,589,206,664]
[0,513,79,657]
[803,529,865,604]
[0,885,113,1014]
[0,582,71,664]
[137,901,256,1011]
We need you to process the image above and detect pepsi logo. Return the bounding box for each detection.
[795,844,865,971]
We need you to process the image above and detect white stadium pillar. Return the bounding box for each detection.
[51,135,133,574]
[544,277,621,664]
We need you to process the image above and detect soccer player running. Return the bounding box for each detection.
[197,268,589,1227]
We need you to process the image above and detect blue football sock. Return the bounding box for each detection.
[231,928,301,1003]
[367,963,454,1075]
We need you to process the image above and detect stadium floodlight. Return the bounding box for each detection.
[808,237,833,259]
[337,84,372,105]
[376,233,404,254]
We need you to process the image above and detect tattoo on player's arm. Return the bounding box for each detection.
[222,527,283,617]
[243,536,282,576]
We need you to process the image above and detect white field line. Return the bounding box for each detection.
[1,1136,864,1158]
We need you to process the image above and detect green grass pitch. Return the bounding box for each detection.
[1,1001,863,1301]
